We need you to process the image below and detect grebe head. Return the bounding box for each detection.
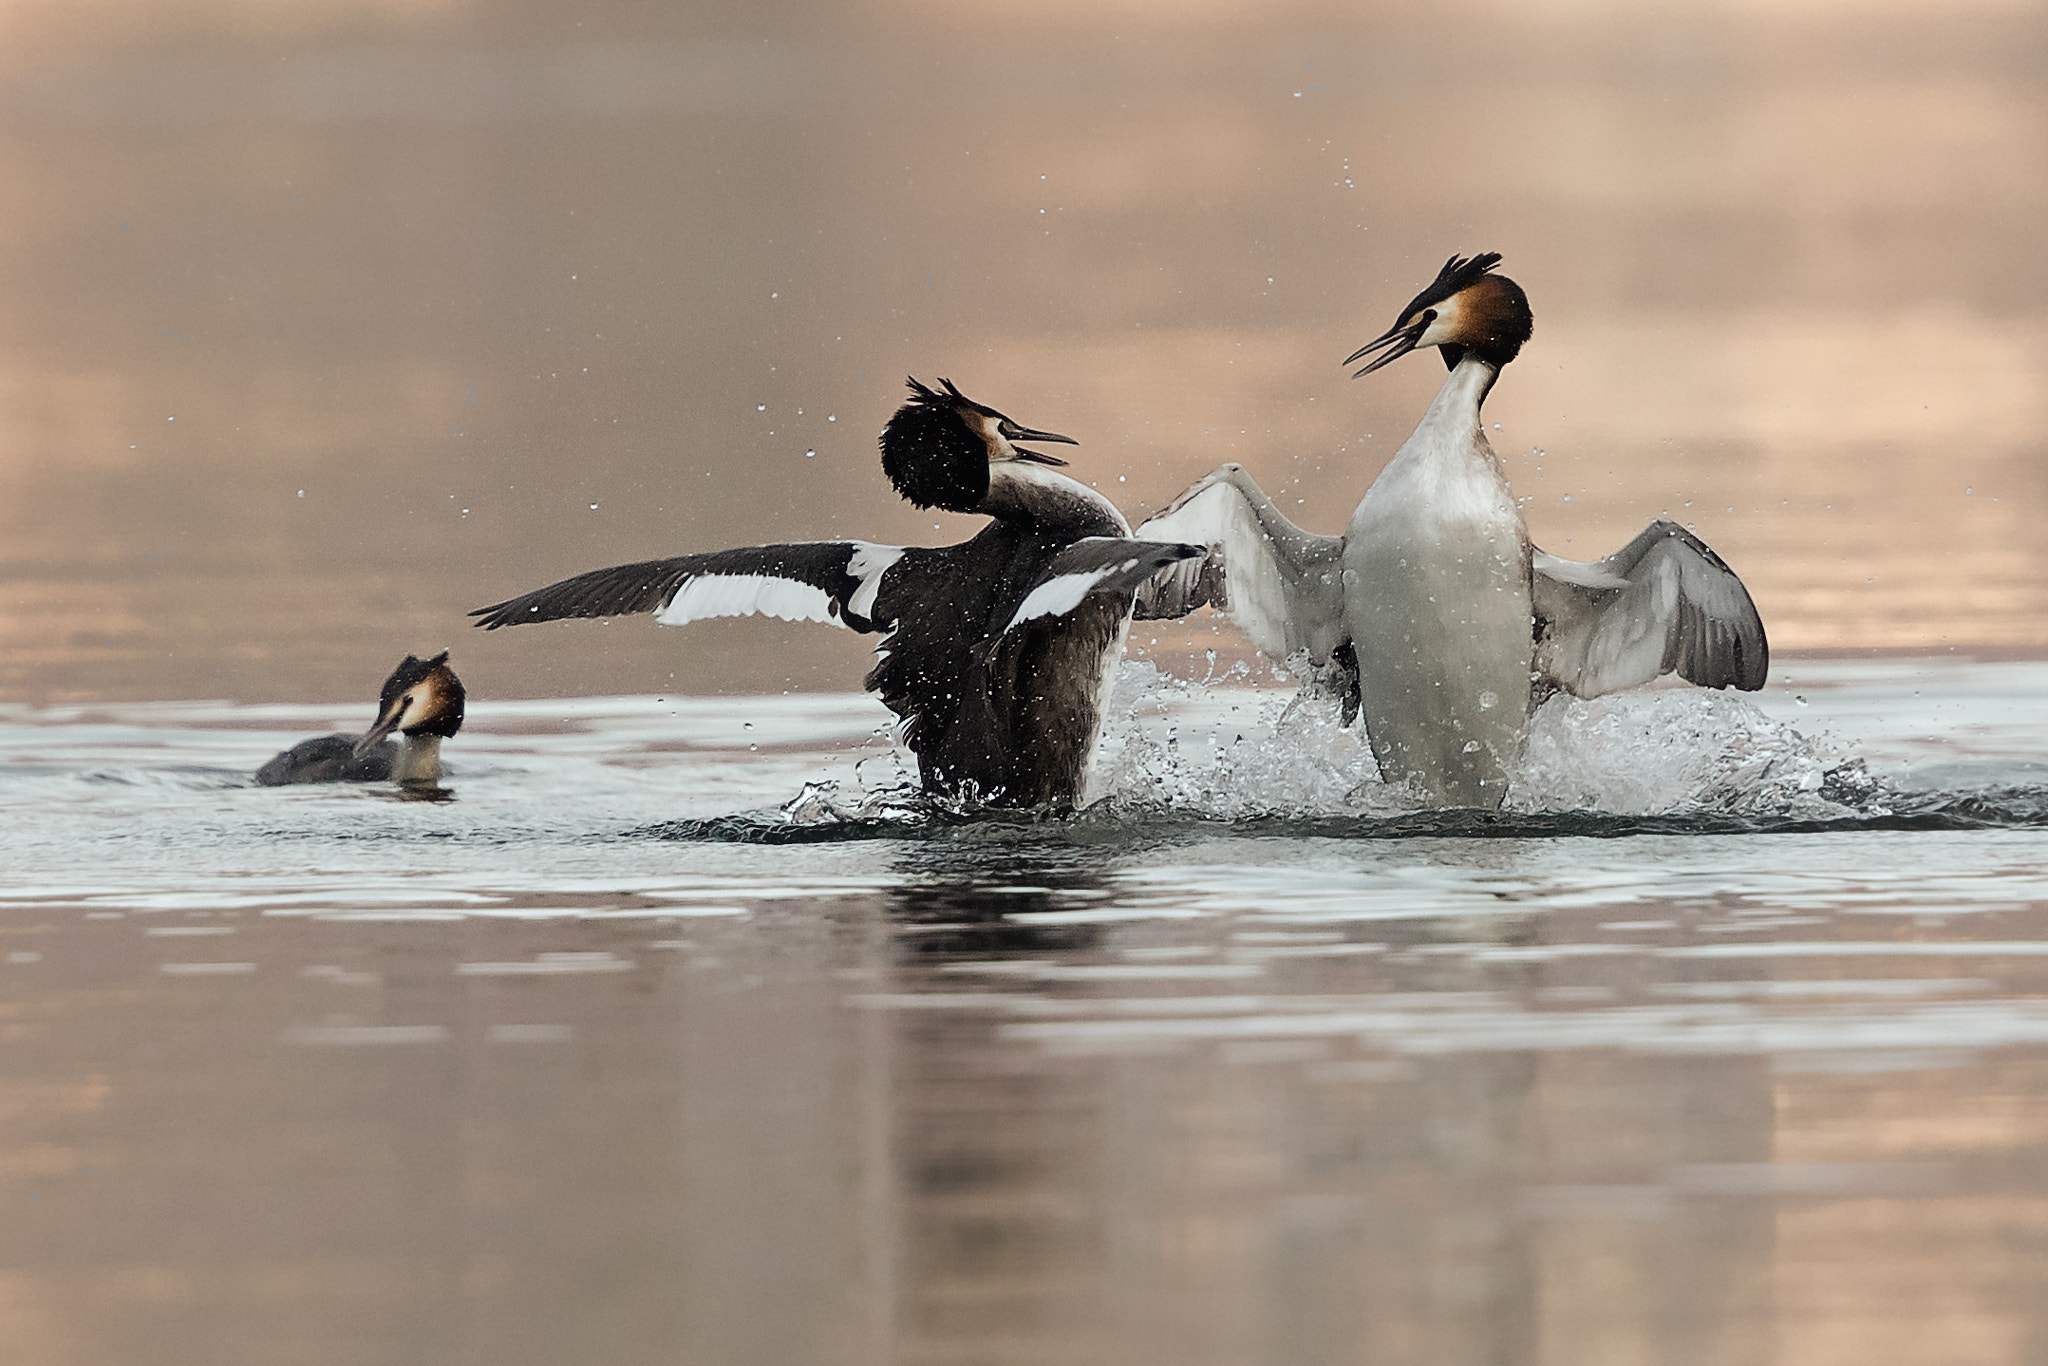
[880,376,1078,511]
[354,652,465,758]
[1344,252,1532,377]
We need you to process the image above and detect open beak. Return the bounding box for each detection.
[1004,423,1077,466]
[354,703,405,758]
[1343,313,1431,378]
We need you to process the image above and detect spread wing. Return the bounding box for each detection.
[1003,538,1209,634]
[1532,519,1768,698]
[469,541,905,633]
[1134,464,1347,665]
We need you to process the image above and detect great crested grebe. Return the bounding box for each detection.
[1138,253,1767,809]
[256,652,466,786]
[471,378,1206,809]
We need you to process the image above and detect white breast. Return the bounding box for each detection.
[1075,613,1132,808]
[1342,356,1534,807]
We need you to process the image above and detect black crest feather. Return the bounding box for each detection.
[379,651,447,706]
[1398,252,1504,323]
[882,376,990,512]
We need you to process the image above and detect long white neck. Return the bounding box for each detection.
[1385,353,1508,484]
[1352,351,1523,544]
[1420,353,1498,437]
[392,734,442,785]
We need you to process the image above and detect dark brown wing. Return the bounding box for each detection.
[470,541,903,633]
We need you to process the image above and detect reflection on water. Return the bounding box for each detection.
[3,659,2048,1362]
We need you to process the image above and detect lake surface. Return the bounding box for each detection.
[5,655,2048,1364]
[4,0,2047,1359]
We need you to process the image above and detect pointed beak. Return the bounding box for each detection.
[1344,314,1430,378]
[354,704,404,758]
[1003,423,1077,466]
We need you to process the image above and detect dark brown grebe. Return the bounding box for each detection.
[256,652,465,787]
[471,379,1206,809]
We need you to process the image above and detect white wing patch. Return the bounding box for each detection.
[845,542,904,619]
[1140,480,1297,661]
[1005,558,1141,631]
[656,574,846,629]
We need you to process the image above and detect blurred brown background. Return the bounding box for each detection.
[2,0,2042,704]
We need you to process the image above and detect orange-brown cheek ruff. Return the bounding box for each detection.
[1451,274,1533,369]
[1345,251,1533,376]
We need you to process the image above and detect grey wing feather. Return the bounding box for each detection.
[1135,467,1347,666]
[1533,519,1768,698]
[1132,543,1227,620]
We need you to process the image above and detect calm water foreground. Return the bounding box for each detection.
[4,656,2048,1365]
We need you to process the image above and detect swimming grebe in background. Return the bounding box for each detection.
[1140,253,1766,809]
[471,378,1206,809]
[255,652,466,786]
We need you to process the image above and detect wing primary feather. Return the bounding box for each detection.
[1532,519,1767,697]
[470,542,898,633]
[1137,465,1346,665]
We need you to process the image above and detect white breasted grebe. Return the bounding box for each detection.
[471,378,1207,809]
[1139,254,1767,809]
[256,652,466,786]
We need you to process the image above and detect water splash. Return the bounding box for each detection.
[668,664,1910,838]
[776,777,931,826]
[1512,688,1882,819]
[1087,664,1885,823]
[591,666,2048,842]
[1089,663,1404,819]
